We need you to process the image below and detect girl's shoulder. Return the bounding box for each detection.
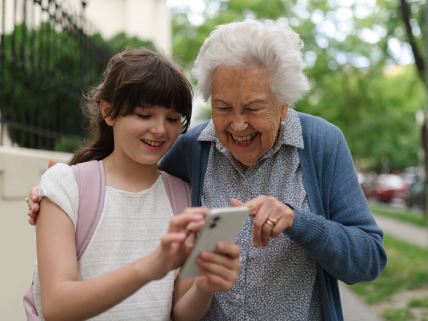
[40,162,73,186]
[39,162,79,225]
[43,161,72,174]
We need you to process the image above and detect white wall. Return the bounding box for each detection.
[84,0,171,54]
[0,147,71,321]
[1,0,172,54]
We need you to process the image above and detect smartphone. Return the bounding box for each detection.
[179,207,249,278]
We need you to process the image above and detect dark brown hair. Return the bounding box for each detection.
[69,47,193,165]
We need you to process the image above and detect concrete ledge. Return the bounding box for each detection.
[0,146,72,320]
[0,146,72,200]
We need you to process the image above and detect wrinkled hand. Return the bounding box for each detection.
[26,186,41,225]
[26,160,57,225]
[231,196,294,247]
[194,242,240,293]
[151,208,209,280]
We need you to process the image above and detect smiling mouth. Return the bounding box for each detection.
[141,139,164,148]
[230,133,258,145]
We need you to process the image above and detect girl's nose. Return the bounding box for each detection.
[151,120,167,135]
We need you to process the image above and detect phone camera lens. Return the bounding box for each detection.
[213,216,220,222]
[209,222,217,228]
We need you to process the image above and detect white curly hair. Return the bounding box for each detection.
[192,19,310,107]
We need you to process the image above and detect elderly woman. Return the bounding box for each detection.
[28,19,386,321]
[159,20,387,321]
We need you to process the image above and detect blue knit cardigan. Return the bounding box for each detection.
[160,112,387,321]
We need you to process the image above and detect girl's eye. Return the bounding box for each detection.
[167,117,180,123]
[135,113,151,119]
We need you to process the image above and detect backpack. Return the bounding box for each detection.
[23,160,191,320]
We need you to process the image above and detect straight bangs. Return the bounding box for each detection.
[113,57,193,132]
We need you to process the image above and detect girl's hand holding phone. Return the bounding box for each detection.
[194,242,240,293]
[150,208,209,280]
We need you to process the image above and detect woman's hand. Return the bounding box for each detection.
[194,242,240,293]
[231,196,294,247]
[26,160,57,225]
[150,208,209,280]
[26,185,41,225]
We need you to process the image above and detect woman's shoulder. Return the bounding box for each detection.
[297,112,343,144]
[181,121,210,141]
[298,112,340,133]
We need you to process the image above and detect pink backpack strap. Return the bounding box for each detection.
[160,171,191,215]
[72,160,106,259]
[23,286,39,321]
[24,160,105,320]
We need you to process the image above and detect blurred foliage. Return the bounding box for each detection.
[1,23,156,152]
[171,0,425,172]
[54,135,83,153]
[1,23,110,150]
[107,32,156,53]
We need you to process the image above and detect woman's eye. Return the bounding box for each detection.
[215,106,232,111]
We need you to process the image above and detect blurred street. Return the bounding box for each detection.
[375,215,428,248]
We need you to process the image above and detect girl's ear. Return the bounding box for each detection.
[100,100,114,126]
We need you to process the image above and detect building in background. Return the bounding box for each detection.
[2,0,171,54]
[81,0,171,54]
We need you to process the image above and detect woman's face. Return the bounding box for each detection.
[211,65,288,168]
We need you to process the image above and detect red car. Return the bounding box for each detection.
[375,174,409,202]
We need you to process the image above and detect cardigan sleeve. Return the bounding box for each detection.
[159,133,191,182]
[286,127,387,284]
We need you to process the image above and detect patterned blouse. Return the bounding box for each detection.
[197,109,322,321]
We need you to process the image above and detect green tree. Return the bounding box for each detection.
[107,32,156,53]
[1,23,110,150]
[1,23,157,152]
[171,0,424,171]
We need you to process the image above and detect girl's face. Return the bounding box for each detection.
[108,106,182,166]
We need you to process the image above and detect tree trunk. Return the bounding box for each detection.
[399,0,428,216]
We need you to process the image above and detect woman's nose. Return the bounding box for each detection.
[230,115,248,132]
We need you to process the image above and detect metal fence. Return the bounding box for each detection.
[0,0,112,150]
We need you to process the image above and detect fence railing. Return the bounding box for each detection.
[0,0,112,150]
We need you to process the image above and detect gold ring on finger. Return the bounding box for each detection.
[266,217,278,229]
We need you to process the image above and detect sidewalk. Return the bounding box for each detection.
[340,212,428,321]
[374,215,428,248]
[341,283,383,321]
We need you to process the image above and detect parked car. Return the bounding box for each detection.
[359,172,377,199]
[404,180,426,210]
[375,174,409,202]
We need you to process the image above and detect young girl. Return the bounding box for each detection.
[29,48,240,321]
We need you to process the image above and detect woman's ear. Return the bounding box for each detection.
[100,100,114,126]
[280,103,288,122]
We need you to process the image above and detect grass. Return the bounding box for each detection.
[382,308,414,321]
[382,298,428,321]
[349,234,428,304]
[370,205,428,227]
[409,297,428,308]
